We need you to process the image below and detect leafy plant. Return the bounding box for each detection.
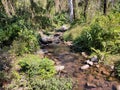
[115,60,120,78]
[73,13,120,54]
[30,77,73,90]
[10,29,39,55]
[6,76,73,90]
[18,54,56,79]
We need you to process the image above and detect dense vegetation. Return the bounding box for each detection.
[0,0,120,89]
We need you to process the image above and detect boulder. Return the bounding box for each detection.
[38,31,54,44]
[81,64,90,70]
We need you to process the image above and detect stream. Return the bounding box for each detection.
[39,30,119,90]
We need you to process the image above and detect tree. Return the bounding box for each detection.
[1,0,15,17]
[103,0,107,15]
[68,0,74,22]
[83,0,89,18]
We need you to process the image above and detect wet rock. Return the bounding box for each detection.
[81,64,90,70]
[86,82,97,88]
[85,60,93,66]
[91,56,98,62]
[55,65,65,72]
[81,52,88,58]
[39,31,53,44]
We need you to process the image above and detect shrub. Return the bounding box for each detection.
[30,77,73,90]
[10,29,39,55]
[115,60,120,78]
[18,54,56,79]
[73,13,120,54]
[53,12,69,26]
[6,76,73,90]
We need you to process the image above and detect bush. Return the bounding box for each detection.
[115,60,120,78]
[6,76,73,90]
[30,77,73,90]
[73,13,120,54]
[10,29,39,55]
[53,12,69,26]
[18,54,56,79]
[0,16,34,47]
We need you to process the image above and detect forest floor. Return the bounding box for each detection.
[41,30,120,90]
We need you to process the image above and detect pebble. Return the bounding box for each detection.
[91,56,98,62]
[81,64,90,70]
[86,60,94,66]
[55,65,65,72]
[81,52,88,58]
[86,82,97,88]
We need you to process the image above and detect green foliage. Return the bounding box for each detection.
[6,76,73,90]
[115,60,120,78]
[53,12,69,26]
[0,16,33,46]
[0,15,39,55]
[18,54,56,79]
[30,77,73,90]
[10,29,39,55]
[90,48,108,62]
[73,13,120,54]
[34,15,53,29]
[113,1,120,13]
[73,23,103,52]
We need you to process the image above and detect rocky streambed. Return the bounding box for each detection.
[38,27,120,90]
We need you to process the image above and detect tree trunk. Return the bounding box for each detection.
[83,0,89,19]
[30,0,35,18]
[103,0,107,15]
[8,0,15,15]
[68,0,74,22]
[54,0,60,13]
[1,0,12,17]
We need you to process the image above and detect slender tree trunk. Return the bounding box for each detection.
[54,0,60,13]
[1,0,11,17]
[83,0,89,19]
[103,0,107,15]
[73,0,76,20]
[68,0,74,22]
[8,0,15,15]
[30,0,35,18]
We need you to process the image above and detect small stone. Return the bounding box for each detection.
[91,56,98,62]
[101,70,110,76]
[86,82,97,88]
[86,60,93,66]
[81,52,88,58]
[61,25,69,31]
[81,64,90,70]
[96,65,100,68]
[111,65,114,70]
[64,41,73,46]
[55,65,65,72]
